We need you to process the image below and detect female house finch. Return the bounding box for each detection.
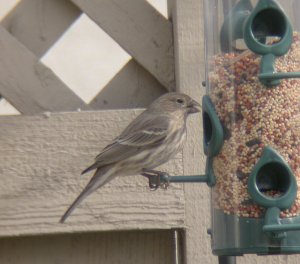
[60,92,200,223]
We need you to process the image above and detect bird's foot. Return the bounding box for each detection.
[141,172,160,190]
[141,169,170,190]
[159,172,170,190]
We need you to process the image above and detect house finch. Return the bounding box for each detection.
[60,92,200,223]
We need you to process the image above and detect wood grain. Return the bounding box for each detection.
[0,110,185,237]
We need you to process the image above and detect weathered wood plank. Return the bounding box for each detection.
[0,230,174,264]
[0,110,185,237]
[0,26,89,114]
[171,0,214,263]
[294,1,300,31]
[1,0,81,57]
[89,59,165,109]
[71,0,175,91]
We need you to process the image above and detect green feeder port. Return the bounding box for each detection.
[219,0,300,86]
[248,146,297,211]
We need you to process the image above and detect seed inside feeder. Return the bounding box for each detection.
[261,189,284,198]
[210,32,300,219]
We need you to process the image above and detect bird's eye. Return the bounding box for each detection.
[176,98,184,104]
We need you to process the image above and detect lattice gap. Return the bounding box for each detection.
[41,13,132,104]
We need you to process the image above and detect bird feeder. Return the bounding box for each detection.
[148,0,300,262]
[204,0,300,257]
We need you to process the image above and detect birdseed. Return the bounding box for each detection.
[208,32,300,218]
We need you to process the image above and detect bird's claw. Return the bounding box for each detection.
[159,172,170,190]
[142,171,170,190]
[149,175,160,191]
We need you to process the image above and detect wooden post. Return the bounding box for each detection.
[170,0,215,263]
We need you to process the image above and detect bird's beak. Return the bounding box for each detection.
[188,99,201,114]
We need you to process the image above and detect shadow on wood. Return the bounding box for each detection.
[0,230,174,264]
[1,0,81,57]
[90,59,166,109]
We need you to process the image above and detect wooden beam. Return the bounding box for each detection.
[0,26,89,114]
[171,0,215,263]
[89,59,165,109]
[0,110,185,237]
[294,1,300,31]
[1,0,81,57]
[167,0,175,19]
[71,0,175,91]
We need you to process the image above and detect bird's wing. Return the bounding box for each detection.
[114,124,167,146]
[81,114,170,174]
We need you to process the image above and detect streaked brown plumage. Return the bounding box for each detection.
[60,92,200,223]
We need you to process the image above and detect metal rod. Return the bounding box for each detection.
[172,229,184,264]
[218,256,237,264]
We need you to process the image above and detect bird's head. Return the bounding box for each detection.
[150,92,200,116]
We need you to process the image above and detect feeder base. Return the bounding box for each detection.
[211,209,300,256]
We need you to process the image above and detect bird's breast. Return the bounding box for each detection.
[145,127,186,168]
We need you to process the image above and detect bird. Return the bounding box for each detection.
[59,92,200,223]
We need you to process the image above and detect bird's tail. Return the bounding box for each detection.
[81,162,98,175]
[59,166,114,223]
